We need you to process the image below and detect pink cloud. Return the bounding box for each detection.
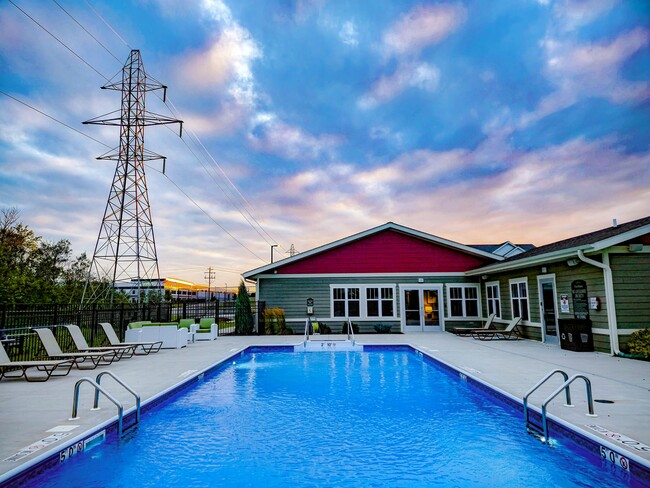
[248,116,344,161]
[382,3,467,58]
[256,134,649,253]
[520,28,649,127]
[358,62,440,108]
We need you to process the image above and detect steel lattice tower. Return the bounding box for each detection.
[81,50,182,305]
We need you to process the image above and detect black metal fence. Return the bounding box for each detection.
[0,300,265,362]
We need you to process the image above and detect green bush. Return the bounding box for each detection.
[264,308,287,335]
[341,322,359,334]
[374,324,392,333]
[235,280,254,335]
[627,328,650,356]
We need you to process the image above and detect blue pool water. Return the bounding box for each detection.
[22,349,634,487]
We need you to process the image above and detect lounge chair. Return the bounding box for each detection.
[99,322,162,355]
[0,340,74,382]
[471,317,522,341]
[450,313,496,336]
[195,318,218,341]
[64,324,135,360]
[33,327,116,369]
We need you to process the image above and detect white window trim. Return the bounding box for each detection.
[330,284,397,320]
[446,284,481,319]
[509,277,530,322]
[485,281,502,319]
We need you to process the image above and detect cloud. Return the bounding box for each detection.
[247,114,344,161]
[358,62,440,108]
[179,102,248,136]
[339,20,359,46]
[176,0,262,107]
[553,0,620,31]
[359,3,463,108]
[381,3,467,58]
[260,131,649,251]
[520,28,649,127]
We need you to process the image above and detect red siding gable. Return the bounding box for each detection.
[275,230,492,274]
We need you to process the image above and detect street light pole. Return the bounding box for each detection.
[271,244,278,263]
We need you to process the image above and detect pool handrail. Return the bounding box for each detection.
[71,378,125,434]
[523,369,572,434]
[94,371,141,425]
[346,318,355,344]
[541,374,597,443]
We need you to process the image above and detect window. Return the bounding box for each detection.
[447,285,480,318]
[332,287,360,317]
[485,282,501,318]
[331,285,396,319]
[366,287,394,317]
[510,279,529,321]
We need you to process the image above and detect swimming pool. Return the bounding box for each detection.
[11,347,644,487]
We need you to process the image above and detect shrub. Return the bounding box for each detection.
[627,328,650,356]
[341,322,359,334]
[234,280,254,335]
[374,324,392,333]
[264,308,286,335]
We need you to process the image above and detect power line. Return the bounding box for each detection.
[69,1,284,254]
[7,0,109,82]
[162,96,285,252]
[83,0,131,49]
[51,0,123,64]
[8,2,273,262]
[77,2,285,253]
[50,0,281,254]
[0,88,265,263]
[0,89,111,149]
[160,114,279,249]
[158,170,266,262]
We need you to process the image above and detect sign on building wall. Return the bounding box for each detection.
[560,294,570,313]
[571,280,589,319]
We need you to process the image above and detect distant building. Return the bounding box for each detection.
[114,277,234,302]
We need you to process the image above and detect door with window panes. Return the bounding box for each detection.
[402,285,442,332]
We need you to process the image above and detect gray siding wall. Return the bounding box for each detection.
[479,256,608,349]
[611,253,650,332]
[256,275,481,333]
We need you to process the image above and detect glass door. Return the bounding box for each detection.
[404,290,421,327]
[402,286,442,332]
[538,277,558,344]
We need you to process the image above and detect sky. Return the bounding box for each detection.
[1,0,648,287]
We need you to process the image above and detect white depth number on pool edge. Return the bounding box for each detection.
[600,446,629,472]
[59,441,84,463]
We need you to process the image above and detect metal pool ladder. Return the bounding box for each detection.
[523,369,597,443]
[70,371,141,436]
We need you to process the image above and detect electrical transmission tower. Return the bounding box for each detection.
[81,50,182,305]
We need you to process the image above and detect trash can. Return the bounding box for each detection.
[558,319,594,352]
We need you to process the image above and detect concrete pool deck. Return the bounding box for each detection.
[1,332,649,482]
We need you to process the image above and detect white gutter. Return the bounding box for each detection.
[577,250,620,355]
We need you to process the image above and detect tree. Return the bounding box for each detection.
[0,208,90,304]
[234,280,254,335]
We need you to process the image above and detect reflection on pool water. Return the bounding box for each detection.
[23,349,634,487]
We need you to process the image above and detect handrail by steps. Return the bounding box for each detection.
[523,369,572,433]
[540,374,597,443]
[94,371,141,425]
[70,378,125,434]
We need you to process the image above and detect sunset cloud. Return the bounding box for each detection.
[381,3,467,58]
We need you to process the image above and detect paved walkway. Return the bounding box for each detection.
[1,333,649,483]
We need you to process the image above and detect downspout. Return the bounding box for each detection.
[576,250,620,355]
